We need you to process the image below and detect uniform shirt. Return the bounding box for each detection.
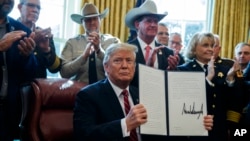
[60,33,119,83]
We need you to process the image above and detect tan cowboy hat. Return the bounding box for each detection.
[125,0,167,31]
[71,3,109,24]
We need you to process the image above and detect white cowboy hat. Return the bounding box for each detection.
[71,3,109,24]
[125,0,167,31]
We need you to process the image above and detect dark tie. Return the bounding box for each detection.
[88,52,97,84]
[203,64,208,76]
[122,90,138,141]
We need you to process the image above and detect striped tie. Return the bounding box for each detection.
[122,90,138,141]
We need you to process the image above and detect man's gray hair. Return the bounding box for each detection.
[103,43,138,66]
[234,42,250,55]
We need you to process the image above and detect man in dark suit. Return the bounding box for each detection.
[125,0,184,88]
[0,0,37,140]
[73,43,148,141]
[73,42,213,141]
[244,61,250,80]
[226,43,250,140]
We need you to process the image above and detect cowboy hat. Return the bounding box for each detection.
[125,0,167,31]
[71,3,109,24]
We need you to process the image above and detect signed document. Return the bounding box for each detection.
[139,64,208,136]
[167,71,208,136]
[139,64,167,135]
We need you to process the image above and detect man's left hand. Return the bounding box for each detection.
[167,50,179,70]
[18,32,36,57]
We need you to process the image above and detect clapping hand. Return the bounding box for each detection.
[18,32,36,57]
[87,31,100,51]
[0,31,27,51]
[34,27,53,53]
[167,49,180,70]
[206,56,215,81]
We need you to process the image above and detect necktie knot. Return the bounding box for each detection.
[121,89,128,97]
[145,45,151,51]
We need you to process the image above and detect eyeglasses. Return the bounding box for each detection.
[169,40,181,46]
[22,2,41,10]
[157,32,169,36]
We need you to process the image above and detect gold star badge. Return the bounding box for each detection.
[217,72,224,78]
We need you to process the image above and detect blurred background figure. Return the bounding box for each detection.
[226,42,250,141]
[213,34,234,68]
[168,32,183,53]
[155,22,169,46]
[0,0,37,140]
[17,0,62,78]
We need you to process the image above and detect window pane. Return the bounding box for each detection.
[10,0,64,38]
[154,0,209,47]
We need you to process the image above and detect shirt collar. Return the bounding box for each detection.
[137,36,155,48]
[107,78,129,97]
[195,59,206,68]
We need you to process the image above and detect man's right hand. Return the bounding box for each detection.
[125,104,147,132]
[0,30,27,51]
[82,42,94,59]
[227,59,241,81]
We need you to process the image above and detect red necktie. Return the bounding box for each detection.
[144,45,151,62]
[122,90,138,141]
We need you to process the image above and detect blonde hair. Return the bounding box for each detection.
[183,32,215,61]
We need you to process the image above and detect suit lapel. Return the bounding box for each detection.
[244,62,250,78]
[130,39,146,64]
[155,42,164,69]
[102,79,125,118]
[129,86,139,105]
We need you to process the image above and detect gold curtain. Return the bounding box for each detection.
[212,0,250,58]
[79,0,136,42]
